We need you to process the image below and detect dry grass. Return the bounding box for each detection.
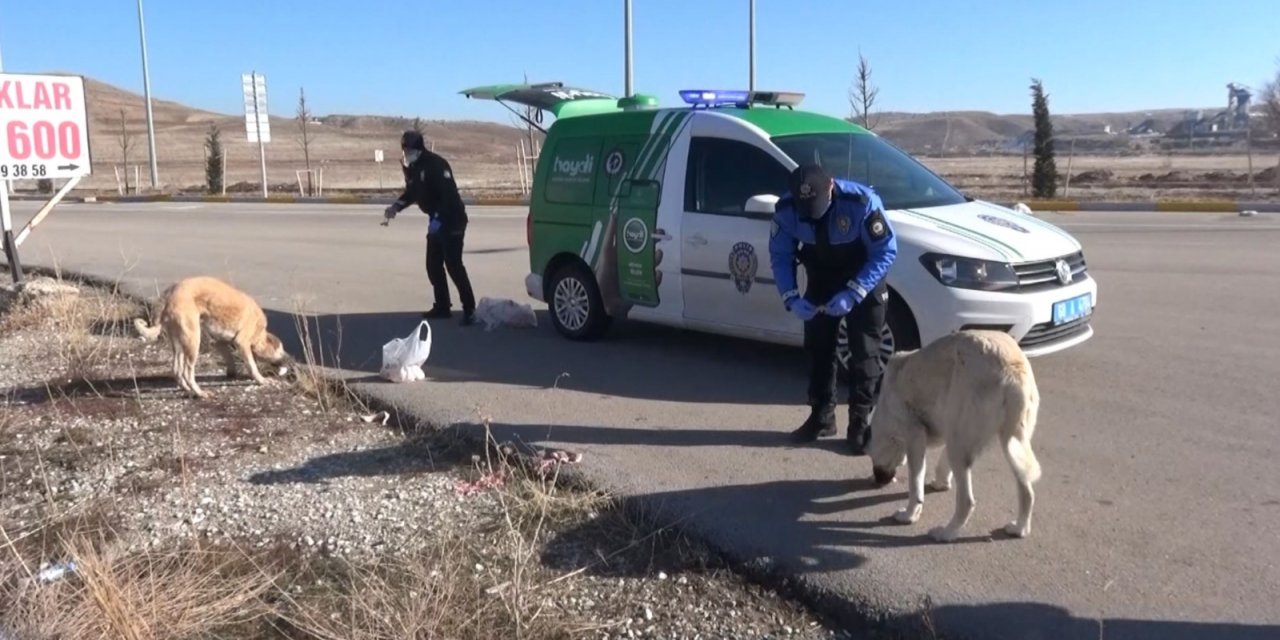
[1,539,282,639]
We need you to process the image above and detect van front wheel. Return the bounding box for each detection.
[836,294,918,379]
[547,263,611,340]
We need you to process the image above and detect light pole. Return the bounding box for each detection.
[749,0,756,93]
[623,0,633,97]
[137,0,159,189]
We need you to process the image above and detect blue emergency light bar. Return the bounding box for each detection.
[679,89,806,109]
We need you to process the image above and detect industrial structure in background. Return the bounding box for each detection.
[1164,82,1256,143]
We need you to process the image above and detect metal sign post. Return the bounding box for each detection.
[0,72,94,284]
[375,149,384,189]
[241,72,270,198]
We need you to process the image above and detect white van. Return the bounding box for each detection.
[463,83,1097,372]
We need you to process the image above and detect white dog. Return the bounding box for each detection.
[866,330,1042,542]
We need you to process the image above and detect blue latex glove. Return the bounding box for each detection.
[823,289,862,316]
[788,297,819,322]
[427,217,442,235]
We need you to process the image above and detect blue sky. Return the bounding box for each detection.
[1,0,1276,124]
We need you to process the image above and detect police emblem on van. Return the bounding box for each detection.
[605,149,625,175]
[622,217,648,254]
[977,214,1029,233]
[728,242,759,294]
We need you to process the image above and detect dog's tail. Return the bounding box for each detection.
[1003,381,1042,485]
[133,317,163,341]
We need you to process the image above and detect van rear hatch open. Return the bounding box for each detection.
[460,82,622,131]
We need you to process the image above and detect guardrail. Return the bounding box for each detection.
[6,193,1279,212]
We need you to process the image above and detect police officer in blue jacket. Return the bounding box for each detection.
[769,163,897,454]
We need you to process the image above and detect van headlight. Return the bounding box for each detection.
[919,253,1019,291]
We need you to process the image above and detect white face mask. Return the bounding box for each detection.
[403,149,422,166]
[806,190,832,219]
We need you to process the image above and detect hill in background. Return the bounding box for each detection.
[7,76,1269,197]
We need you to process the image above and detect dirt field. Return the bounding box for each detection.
[927,152,1280,201]
[0,273,866,640]
[4,77,1277,202]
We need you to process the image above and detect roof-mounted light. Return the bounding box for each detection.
[679,89,751,108]
[678,89,806,109]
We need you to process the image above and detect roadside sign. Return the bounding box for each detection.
[375,149,384,163]
[0,73,92,181]
[240,72,269,198]
[241,72,270,143]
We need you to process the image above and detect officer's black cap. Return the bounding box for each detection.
[789,163,832,202]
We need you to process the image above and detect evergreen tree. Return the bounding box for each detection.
[1030,78,1057,198]
[205,124,224,195]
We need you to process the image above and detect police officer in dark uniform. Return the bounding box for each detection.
[384,130,477,325]
[768,163,897,454]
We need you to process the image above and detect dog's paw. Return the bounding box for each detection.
[894,505,922,524]
[928,478,952,492]
[1003,522,1031,538]
[929,526,961,543]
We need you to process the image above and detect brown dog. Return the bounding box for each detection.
[134,276,289,398]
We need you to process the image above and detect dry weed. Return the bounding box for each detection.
[287,297,363,416]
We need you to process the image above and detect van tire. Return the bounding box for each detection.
[836,291,919,381]
[547,263,611,341]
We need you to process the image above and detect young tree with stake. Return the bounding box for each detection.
[296,87,316,196]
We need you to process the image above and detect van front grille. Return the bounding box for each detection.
[1012,251,1088,293]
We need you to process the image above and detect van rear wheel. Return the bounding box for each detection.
[547,263,611,341]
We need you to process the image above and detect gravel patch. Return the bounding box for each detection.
[0,274,858,639]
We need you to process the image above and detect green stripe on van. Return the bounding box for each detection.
[899,209,1023,260]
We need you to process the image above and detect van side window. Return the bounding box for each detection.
[543,137,602,205]
[684,137,789,217]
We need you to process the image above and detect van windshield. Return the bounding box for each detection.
[771,133,968,211]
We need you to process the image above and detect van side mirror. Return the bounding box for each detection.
[745,194,779,215]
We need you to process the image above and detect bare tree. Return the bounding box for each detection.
[1262,62,1280,192]
[849,50,881,131]
[296,87,316,195]
[117,109,135,194]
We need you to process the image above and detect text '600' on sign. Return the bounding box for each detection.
[0,73,93,181]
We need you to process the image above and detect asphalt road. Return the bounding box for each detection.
[8,201,1280,640]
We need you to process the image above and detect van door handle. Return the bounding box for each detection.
[686,233,707,247]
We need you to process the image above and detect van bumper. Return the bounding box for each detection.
[915,274,1098,358]
[525,273,544,302]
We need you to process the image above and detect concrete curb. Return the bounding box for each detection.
[7,192,1280,212]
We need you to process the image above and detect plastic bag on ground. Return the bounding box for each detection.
[475,297,538,332]
[380,320,432,382]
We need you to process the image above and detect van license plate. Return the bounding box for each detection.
[1052,294,1092,326]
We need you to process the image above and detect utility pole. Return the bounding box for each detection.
[137,0,159,189]
[623,0,633,97]
[749,0,756,93]
[0,43,22,282]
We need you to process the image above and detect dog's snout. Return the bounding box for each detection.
[872,466,896,486]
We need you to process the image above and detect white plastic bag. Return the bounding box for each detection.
[475,297,538,332]
[380,320,432,382]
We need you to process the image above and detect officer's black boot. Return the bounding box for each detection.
[791,405,837,443]
[846,408,873,455]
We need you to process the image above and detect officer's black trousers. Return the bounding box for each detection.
[803,285,887,417]
[426,229,476,313]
